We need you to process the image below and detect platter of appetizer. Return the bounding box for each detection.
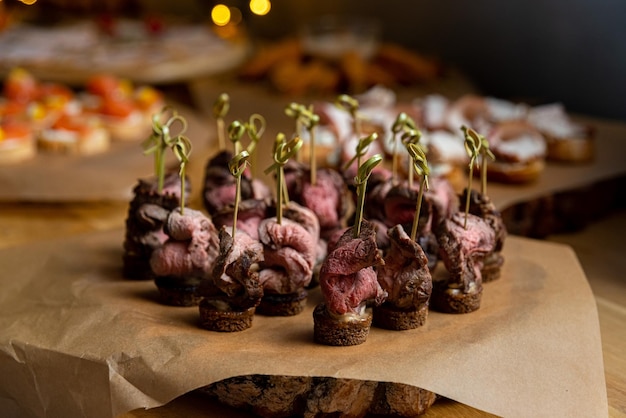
[0,69,211,201]
[0,88,608,417]
[112,91,602,415]
[238,22,442,97]
[121,90,507,332]
[0,19,249,84]
[290,87,595,186]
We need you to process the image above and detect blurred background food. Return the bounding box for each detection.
[0,0,624,120]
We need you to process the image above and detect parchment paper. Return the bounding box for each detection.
[0,230,607,418]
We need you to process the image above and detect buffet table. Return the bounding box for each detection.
[0,81,625,418]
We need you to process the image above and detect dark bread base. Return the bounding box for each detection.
[154,275,202,307]
[486,159,545,184]
[431,282,482,314]
[199,299,256,332]
[481,252,504,283]
[256,288,308,316]
[373,303,428,330]
[313,303,372,346]
[545,130,594,163]
[122,254,154,280]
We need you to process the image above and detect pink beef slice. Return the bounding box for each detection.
[319,220,387,315]
[150,208,220,277]
[203,150,253,215]
[460,188,507,252]
[258,217,317,293]
[212,198,269,241]
[377,225,432,310]
[383,183,432,232]
[285,164,352,239]
[436,212,496,290]
[301,170,342,229]
[199,227,264,309]
[363,174,393,222]
[133,203,170,248]
[159,171,189,202]
[282,201,325,264]
[425,176,459,228]
[282,201,321,241]
[252,178,272,200]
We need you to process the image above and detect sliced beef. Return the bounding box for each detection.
[324,226,349,255]
[150,208,220,278]
[258,217,317,294]
[122,172,190,279]
[128,203,170,250]
[319,220,387,315]
[377,225,432,310]
[460,188,507,252]
[425,176,459,228]
[281,200,326,266]
[363,171,394,222]
[211,198,270,241]
[281,201,321,239]
[287,166,353,239]
[251,178,272,201]
[436,212,496,291]
[382,183,438,268]
[383,183,432,231]
[198,227,264,310]
[203,150,254,215]
[369,218,390,251]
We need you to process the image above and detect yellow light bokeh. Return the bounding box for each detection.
[249,0,271,16]
[211,4,231,27]
[20,0,38,4]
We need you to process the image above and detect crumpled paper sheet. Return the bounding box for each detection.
[0,230,607,418]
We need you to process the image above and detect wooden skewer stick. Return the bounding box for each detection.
[228,120,246,155]
[272,133,290,207]
[461,125,482,229]
[390,112,416,185]
[343,132,378,173]
[213,93,230,151]
[264,137,303,225]
[401,128,423,189]
[284,102,305,162]
[353,154,383,238]
[478,135,495,196]
[335,94,361,139]
[228,151,250,238]
[406,142,430,241]
[167,133,192,215]
[142,106,187,193]
[244,113,266,179]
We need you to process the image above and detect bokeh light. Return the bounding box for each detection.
[211,4,231,27]
[249,0,271,16]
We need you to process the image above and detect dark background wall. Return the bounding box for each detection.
[17,0,626,120]
[243,0,626,121]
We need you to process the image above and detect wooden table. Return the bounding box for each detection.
[1,84,624,417]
